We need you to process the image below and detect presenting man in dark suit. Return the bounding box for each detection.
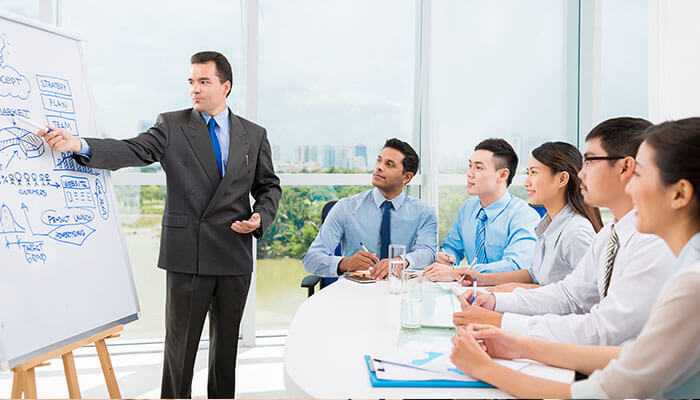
[38,51,281,398]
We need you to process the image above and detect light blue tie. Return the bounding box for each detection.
[207,117,223,178]
[475,208,488,264]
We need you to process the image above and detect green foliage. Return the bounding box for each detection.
[140,185,166,214]
[257,186,369,259]
[438,186,468,241]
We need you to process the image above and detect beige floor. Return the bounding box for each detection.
[0,331,291,399]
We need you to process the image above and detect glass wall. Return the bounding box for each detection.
[255,0,418,329]
[38,0,652,337]
[427,0,579,240]
[258,0,417,173]
[592,0,649,124]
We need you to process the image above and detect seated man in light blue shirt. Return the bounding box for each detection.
[425,138,539,278]
[303,138,437,279]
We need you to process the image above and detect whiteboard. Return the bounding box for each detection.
[0,13,139,369]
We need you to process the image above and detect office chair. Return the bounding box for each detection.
[300,200,340,297]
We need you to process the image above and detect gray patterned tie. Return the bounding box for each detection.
[601,225,619,298]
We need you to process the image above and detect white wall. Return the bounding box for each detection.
[649,0,700,121]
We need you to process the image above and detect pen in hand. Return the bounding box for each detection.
[360,242,377,274]
[457,257,478,285]
[470,277,478,305]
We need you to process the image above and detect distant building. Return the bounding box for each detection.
[353,144,368,170]
[321,145,335,169]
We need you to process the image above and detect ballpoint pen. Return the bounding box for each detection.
[470,277,478,304]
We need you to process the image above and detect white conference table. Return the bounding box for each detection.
[284,277,574,399]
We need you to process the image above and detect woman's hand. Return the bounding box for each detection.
[468,323,528,360]
[450,326,495,376]
[424,263,460,282]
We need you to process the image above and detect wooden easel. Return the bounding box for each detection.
[10,325,123,399]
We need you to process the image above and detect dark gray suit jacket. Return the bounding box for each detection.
[77,108,281,276]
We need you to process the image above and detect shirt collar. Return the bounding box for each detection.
[612,209,639,243]
[478,191,512,221]
[200,108,229,127]
[677,232,700,269]
[535,204,574,238]
[371,187,406,210]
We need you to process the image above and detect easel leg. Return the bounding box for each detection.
[11,369,24,399]
[95,339,121,399]
[62,352,81,399]
[24,368,37,399]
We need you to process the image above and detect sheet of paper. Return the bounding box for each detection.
[372,349,531,382]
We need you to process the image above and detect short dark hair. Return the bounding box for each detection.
[585,117,652,161]
[190,51,233,97]
[474,138,518,186]
[383,138,419,175]
[645,118,700,221]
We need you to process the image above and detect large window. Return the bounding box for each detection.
[582,0,649,130]
[427,0,579,240]
[38,0,652,339]
[255,0,419,329]
[258,0,417,173]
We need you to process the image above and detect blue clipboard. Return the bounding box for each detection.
[364,355,493,388]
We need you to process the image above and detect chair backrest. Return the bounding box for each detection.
[321,200,338,224]
[320,200,341,288]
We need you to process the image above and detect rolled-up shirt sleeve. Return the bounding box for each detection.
[302,203,346,277]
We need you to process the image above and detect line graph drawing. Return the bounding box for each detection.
[0,203,24,234]
[0,125,45,170]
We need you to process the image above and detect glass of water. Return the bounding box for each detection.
[400,270,423,329]
[388,259,404,294]
[387,244,407,294]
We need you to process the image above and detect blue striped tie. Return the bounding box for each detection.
[475,208,488,264]
[207,117,223,178]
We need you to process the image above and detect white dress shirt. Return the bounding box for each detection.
[572,233,700,398]
[494,210,675,345]
[528,206,595,285]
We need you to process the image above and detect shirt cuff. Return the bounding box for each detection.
[493,292,519,313]
[404,253,417,270]
[500,312,531,335]
[77,138,92,158]
[331,255,344,277]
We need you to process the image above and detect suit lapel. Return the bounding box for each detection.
[203,110,251,217]
[183,109,220,185]
[225,111,250,177]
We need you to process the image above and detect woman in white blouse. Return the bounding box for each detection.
[450,118,700,398]
[427,142,602,290]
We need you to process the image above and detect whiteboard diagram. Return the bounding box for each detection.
[0,13,139,370]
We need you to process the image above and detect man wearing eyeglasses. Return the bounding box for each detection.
[454,117,675,346]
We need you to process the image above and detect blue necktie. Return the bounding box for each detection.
[475,208,488,264]
[380,200,393,259]
[207,117,223,178]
